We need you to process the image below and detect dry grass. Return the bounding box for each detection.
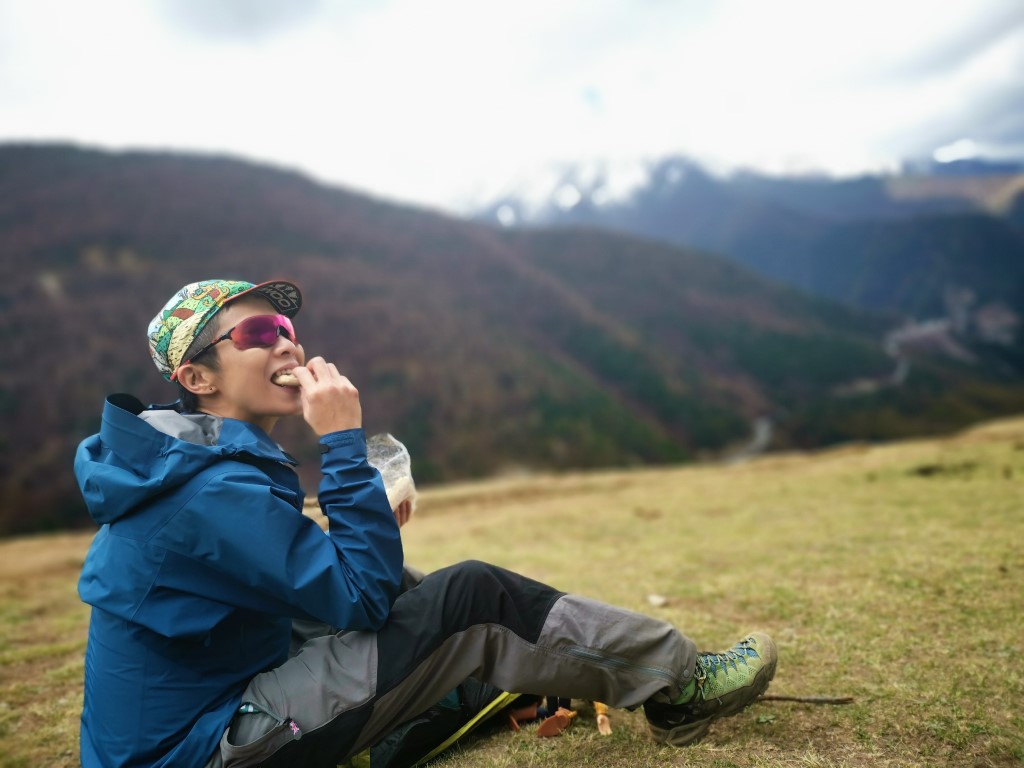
[0,534,89,768]
[3,418,1024,767]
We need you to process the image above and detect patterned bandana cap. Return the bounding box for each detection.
[148,279,302,380]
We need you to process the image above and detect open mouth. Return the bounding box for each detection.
[271,370,300,387]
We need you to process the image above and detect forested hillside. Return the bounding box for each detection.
[2,144,1023,535]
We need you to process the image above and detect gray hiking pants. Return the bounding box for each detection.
[206,559,697,767]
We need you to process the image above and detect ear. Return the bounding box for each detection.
[176,363,217,396]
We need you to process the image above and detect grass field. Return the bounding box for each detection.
[2,418,1023,767]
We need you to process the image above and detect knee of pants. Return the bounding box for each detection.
[429,559,561,635]
[435,560,524,608]
[445,559,498,584]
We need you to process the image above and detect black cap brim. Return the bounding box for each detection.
[226,280,302,317]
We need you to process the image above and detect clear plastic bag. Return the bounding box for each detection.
[366,433,417,514]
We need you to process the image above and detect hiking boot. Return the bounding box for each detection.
[644,632,777,746]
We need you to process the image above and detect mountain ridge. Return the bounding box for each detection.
[476,155,1024,327]
[3,143,1023,536]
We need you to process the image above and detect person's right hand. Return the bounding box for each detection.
[291,357,362,436]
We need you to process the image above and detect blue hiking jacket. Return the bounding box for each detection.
[76,394,404,768]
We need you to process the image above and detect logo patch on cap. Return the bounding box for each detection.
[254,281,301,315]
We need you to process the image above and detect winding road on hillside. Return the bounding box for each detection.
[724,315,975,463]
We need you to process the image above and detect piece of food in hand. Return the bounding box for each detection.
[272,370,300,387]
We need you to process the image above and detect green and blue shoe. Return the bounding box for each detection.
[645,632,778,746]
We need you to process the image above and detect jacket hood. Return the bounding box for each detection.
[75,393,296,525]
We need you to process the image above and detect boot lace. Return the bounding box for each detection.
[696,637,760,681]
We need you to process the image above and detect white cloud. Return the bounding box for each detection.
[1,0,1022,210]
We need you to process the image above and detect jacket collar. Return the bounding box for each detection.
[104,394,297,466]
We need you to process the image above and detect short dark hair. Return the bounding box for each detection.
[175,312,224,413]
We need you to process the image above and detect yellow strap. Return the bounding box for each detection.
[413,692,523,767]
[338,749,370,768]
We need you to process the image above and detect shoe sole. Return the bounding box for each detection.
[649,634,778,747]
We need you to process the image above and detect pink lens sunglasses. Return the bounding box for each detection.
[172,314,297,381]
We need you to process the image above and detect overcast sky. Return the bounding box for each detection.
[2,0,1023,211]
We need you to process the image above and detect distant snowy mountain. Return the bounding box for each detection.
[478,154,1024,228]
[474,154,1024,325]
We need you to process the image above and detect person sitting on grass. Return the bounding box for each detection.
[75,278,779,768]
